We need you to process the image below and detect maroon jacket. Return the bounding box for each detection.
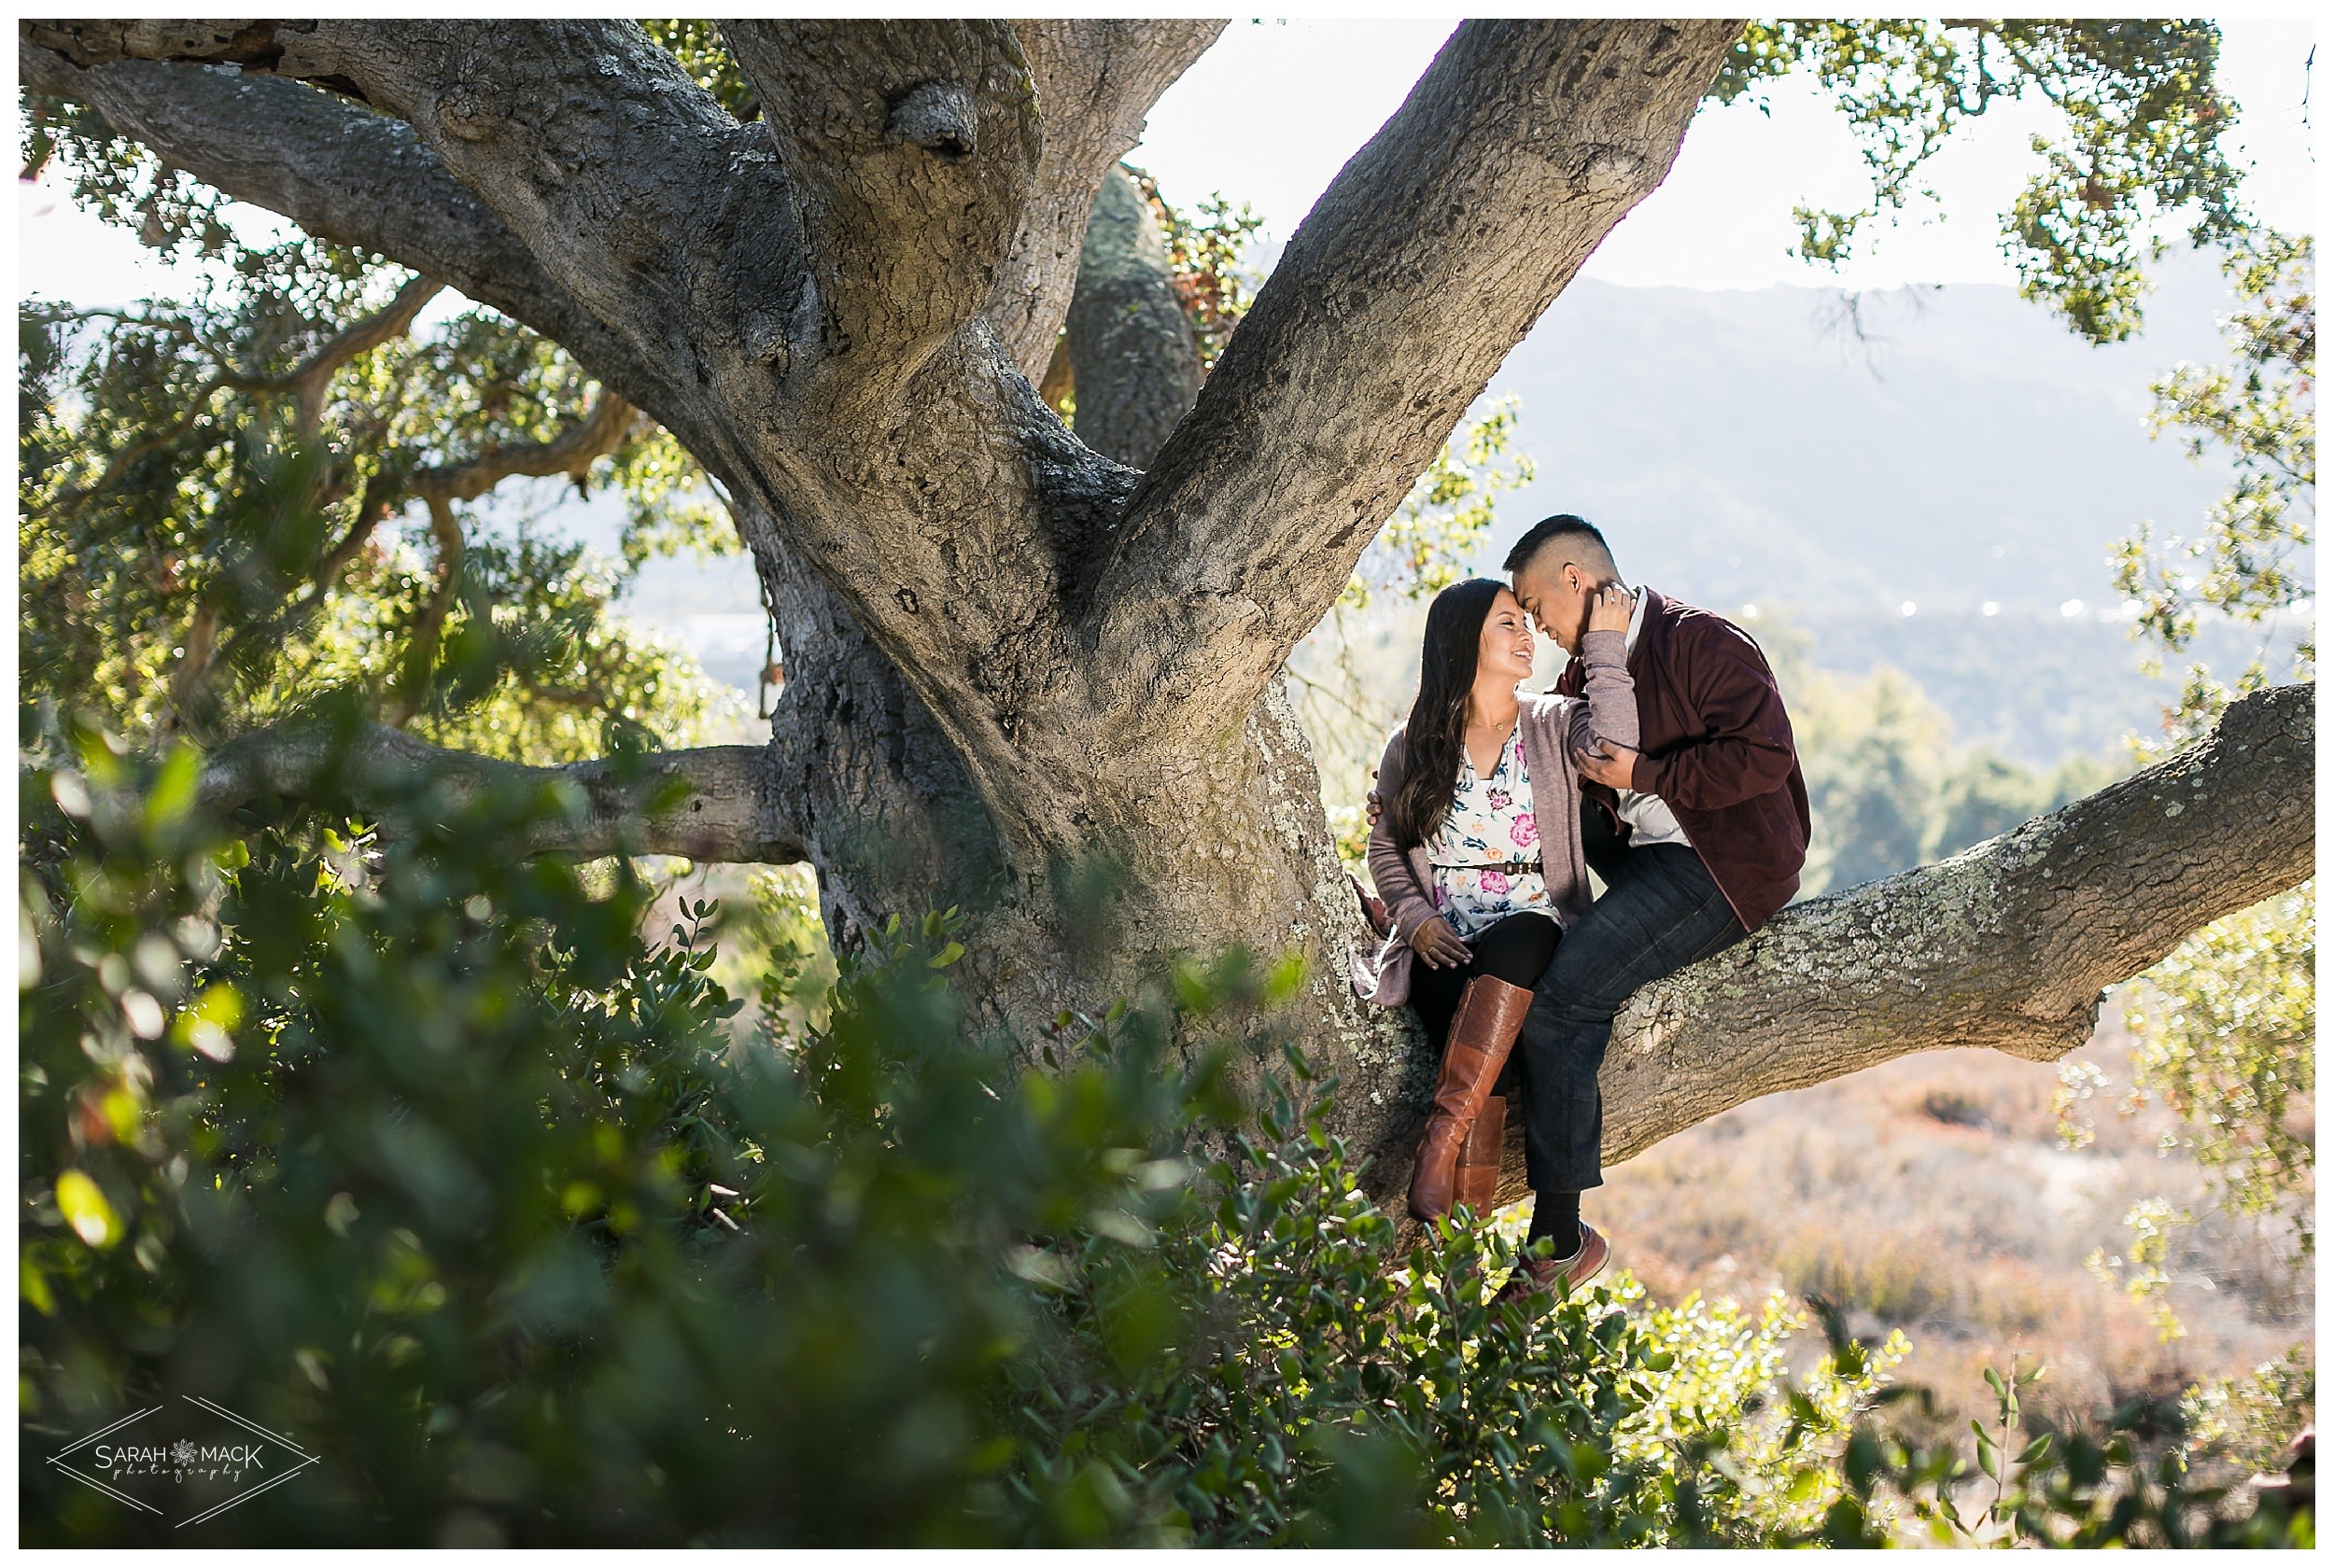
[1554,589,1809,933]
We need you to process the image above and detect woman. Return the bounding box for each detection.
[1356,576,1637,1273]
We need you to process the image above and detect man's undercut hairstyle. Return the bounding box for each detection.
[1504,513,1617,579]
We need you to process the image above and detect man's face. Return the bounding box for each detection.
[1511,553,1599,654]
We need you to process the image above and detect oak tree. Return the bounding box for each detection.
[19,20,2313,1203]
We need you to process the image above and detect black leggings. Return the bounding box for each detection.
[1407,912,1562,1049]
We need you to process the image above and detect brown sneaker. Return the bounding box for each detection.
[1490,1223,1609,1312]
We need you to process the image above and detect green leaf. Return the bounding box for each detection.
[55,1170,120,1250]
[146,744,200,829]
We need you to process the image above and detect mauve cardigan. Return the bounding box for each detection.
[1354,628,1638,1008]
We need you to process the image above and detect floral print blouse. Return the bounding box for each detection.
[1425,721,1553,940]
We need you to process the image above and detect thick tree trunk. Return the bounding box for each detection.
[751,497,1410,1105]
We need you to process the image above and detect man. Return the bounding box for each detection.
[1494,514,1809,1306]
[1494,513,1802,1297]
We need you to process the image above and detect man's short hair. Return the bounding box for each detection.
[1503,513,1616,577]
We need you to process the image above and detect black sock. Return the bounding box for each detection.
[1526,1192,1581,1258]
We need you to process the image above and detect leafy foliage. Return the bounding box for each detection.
[2088,225,2313,1362]
[2182,1348,2316,1479]
[1827,1351,2313,1547]
[2127,889,2315,1249]
[22,722,1912,1547]
[1714,21,2247,343]
[18,112,747,763]
[1125,165,1268,376]
[633,20,761,119]
[2115,228,2315,747]
[2062,885,2316,1317]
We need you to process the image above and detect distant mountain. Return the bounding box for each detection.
[1463,253,2308,763]
[1472,257,2238,616]
[601,254,2306,767]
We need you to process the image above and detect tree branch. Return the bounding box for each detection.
[1472,680,2316,1206]
[27,20,1129,818]
[1063,163,1203,469]
[20,20,279,69]
[1086,20,1745,739]
[278,273,443,434]
[19,42,668,408]
[29,274,443,525]
[197,721,808,863]
[390,391,643,725]
[987,20,1227,383]
[409,390,640,509]
[720,20,1041,393]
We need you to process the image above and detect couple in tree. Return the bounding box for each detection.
[1357,515,1809,1307]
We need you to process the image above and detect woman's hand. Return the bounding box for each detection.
[1574,738,1642,790]
[1412,915,1471,969]
[1586,582,1635,636]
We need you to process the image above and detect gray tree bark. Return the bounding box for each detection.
[989,21,1226,383]
[1064,164,1203,468]
[28,19,2318,1207]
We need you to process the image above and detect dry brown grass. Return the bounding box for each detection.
[1587,1010,2313,1449]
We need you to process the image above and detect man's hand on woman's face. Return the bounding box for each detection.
[1586,582,1634,636]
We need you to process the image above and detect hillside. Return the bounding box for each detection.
[1466,259,2306,764]
[1572,1015,2313,1465]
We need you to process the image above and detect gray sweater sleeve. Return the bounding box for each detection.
[1564,627,1638,757]
[1365,729,1441,942]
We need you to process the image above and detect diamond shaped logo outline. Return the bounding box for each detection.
[44,1394,320,1527]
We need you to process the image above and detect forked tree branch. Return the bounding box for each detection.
[1086,20,1745,745]
[720,19,1041,395]
[197,721,808,863]
[988,20,1227,383]
[23,21,1078,814]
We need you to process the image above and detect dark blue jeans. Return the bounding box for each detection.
[1516,802,1748,1193]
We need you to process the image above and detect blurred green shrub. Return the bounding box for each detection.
[1820,1345,2314,1548]
[16,714,2310,1546]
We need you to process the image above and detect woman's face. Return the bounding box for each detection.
[1476,588,1536,687]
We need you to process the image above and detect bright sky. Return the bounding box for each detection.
[1128,18,2318,292]
[16,20,2318,306]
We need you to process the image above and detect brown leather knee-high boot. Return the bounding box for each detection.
[1455,1095,1506,1215]
[1409,975,1533,1222]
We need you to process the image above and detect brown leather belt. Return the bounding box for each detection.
[1429,859,1544,877]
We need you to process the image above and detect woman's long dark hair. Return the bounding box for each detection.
[1386,577,1510,850]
